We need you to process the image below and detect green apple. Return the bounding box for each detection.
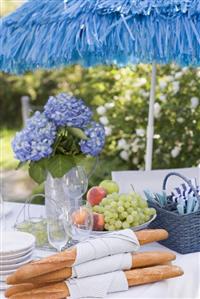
[99,180,119,194]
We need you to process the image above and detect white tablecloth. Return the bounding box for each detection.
[1,202,200,299]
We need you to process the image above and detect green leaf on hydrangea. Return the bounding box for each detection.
[16,161,27,170]
[29,160,47,184]
[67,127,88,140]
[74,154,97,177]
[47,154,75,178]
[73,154,86,164]
[52,134,63,155]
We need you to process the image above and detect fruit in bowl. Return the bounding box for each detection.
[86,180,156,232]
[71,209,104,231]
[86,186,107,206]
[99,180,119,194]
[93,212,105,231]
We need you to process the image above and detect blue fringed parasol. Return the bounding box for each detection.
[1,0,200,170]
[1,0,200,73]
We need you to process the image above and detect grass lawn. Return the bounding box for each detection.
[0,128,18,170]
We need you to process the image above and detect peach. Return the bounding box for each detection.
[86,186,107,206]
[93,212,105,231]
[72,209,87,225]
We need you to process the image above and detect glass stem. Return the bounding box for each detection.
[58,245,63,252]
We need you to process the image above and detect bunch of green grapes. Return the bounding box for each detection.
[92,192,156,231]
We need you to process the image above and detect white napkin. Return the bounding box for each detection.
[67,271,128,298]
[72,253,132,278]
[73,229,140,266]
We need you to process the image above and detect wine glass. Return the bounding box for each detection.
[69,204,93,243]
[46,197,72,252]
[63,166,88,207]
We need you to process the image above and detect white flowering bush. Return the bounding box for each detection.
[92,64,200,172]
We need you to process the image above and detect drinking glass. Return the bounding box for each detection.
[63,166,88,207]
[69,204,93,243]
[46,198,72,252]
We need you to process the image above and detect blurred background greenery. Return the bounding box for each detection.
[1,1,200,201]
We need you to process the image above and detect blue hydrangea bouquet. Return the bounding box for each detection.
[12,93,105,184]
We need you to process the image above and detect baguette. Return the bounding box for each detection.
[6,248,76,285]
[135,229,168,245]
[132,251,175,268]
[8,265,183,299]
[126,264,184,286]
[5,268,72,296]
[7,250,174,286]
[5,283,50,298]
[5,251,175,297]
[6,229,168,285]
[7,267,72,286]
[9,282,68,299]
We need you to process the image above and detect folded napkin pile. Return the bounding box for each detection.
[67,229,139,297]
[144,179,200,215]
[5,229,184,299]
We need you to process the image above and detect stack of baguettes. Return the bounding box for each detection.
[5,229,184,299]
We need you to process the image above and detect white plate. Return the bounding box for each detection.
[0,206,13,219]
[0,257,32,272]
[0,231,35,256]
[0,281,8,291]
[90,214,157,236]
[0,268,16,276]
[0,246,34,260]
[0,250,33,265]
[0,274,9,282]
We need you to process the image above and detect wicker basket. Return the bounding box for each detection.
[148,172,200,254]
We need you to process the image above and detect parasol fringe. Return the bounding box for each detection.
[0,0,200,73]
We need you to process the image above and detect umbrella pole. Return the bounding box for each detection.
[145,63,157,171]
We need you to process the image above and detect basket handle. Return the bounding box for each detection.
[162,172,200,201]
[14,194,45,228]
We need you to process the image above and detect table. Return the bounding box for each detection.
[1,202,200,299]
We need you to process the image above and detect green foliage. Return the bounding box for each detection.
[46,155,75,179]
[29,160,47,184]
[1,64,200,186]
[0,129,18,170]
[67,127,88,140]
[1,0,200,189]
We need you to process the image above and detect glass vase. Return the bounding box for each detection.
[45,166,88,213]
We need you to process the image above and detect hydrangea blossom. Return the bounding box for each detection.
[105,102,115,109]
[44,93,92,128]
[80,122,105,156]
[154,102,161,118]
[136,128,145,137]
[133,78,147,87]
[120,150,129,161]
[117,138,129,150]
[96,106,106,115]
[12,112,57,162]
[99,116,109,126]
[190,97,199,109]
[172,81,180,94]
[104,126,112,136]
[171,146,181,158]
[159,80,167,90]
